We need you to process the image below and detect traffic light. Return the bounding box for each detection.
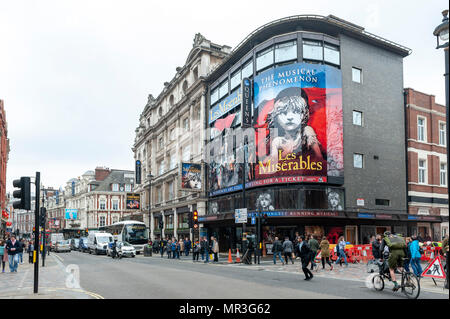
[12,177,31,210]
[193,210,198,227]
[261,213,268,225]
[188,211,193,228]
[159,217,164,229]
[39,207,47,227]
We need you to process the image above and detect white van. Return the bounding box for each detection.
[50,233,65,251]
[87,231,113,255]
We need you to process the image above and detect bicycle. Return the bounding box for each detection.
[372,258,420,299]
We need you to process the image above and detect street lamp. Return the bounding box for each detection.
[147,174,154,239]
[433,9,449,290]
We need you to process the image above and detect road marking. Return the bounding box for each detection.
[52,254,64,262]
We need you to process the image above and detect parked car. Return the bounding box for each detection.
[79,237,89,252]
[50,233,64,251]
[106,241,136,258]
[70,238,80,251]
[55,240,71,253]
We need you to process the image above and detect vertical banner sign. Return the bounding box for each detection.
[241,77,252,128]
[71,181,75,196]
[135,160,142,184]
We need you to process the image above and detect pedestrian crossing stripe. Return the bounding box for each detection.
[421,256,446,279]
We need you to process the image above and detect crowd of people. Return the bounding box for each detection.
[146,236,220,263]
[0,234,40,273]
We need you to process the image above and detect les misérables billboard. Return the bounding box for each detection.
[126,193,140,209]
[208,62,343,195]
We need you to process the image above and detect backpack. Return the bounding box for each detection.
[384,234,406,249]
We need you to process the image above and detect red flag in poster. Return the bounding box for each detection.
[421,256,446,279]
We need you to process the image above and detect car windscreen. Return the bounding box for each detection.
[124,225,148,244]
[97,236,112,243]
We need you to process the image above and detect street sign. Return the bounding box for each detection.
[251,216,256,225]
[241,78,252,128]
[235,208,248,223]
[421,256,446,279]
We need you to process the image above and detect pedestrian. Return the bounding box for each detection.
[334,236,348,267]
[17,239,24,264]
[175,239,181,259]
[6,234,20,273]
[409,235,423,277]
[298,236,314,280]
[184,237,191,256]
[272,237,284,265]
[167,239,172,259]
[28,241,34,264]
[200,237,207,261]
[243,237,254,264]
[372,234,382,259]
[319,236,333,270]
[404,237,412,273]
[203,237,211,263]
[192,240,200,261]
[308,235,319,270]
[212,237,219,262]
[178,239,184,258]
[282,236,294,265]
[442,235,448,289]
[0,240,6,273]
[294,232,301,259]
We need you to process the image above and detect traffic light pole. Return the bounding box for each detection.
[33,172,40,294]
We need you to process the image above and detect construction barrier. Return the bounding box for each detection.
[421,246,442,262]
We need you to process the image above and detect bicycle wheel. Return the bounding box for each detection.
[402,272,420,299]
[372,274,384,291]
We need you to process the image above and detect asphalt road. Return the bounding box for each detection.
[53,250,447,299]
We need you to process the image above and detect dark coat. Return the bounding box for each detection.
[6,240,21,256]
[272,240,282,253]
[372,239,381,259]
[299,241,312,268]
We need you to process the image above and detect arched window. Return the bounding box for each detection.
[193,67,198,81]
[182,80,188,93]
[158,107,163,117]
[169,95,174,106]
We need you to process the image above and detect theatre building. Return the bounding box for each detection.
[201,14,423,252]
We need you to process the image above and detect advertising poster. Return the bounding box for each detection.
[253,62,343,183]
[65,209,78,220]
[208,62,343,195]
[180,163,202,191]
[126,193,140,209]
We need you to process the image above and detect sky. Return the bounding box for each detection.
[0,0,448,193]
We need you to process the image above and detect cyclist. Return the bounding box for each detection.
[380,231,406,291]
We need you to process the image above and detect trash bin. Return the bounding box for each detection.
[144,245,152,257]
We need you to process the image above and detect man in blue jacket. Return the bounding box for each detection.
[409,235,423,277]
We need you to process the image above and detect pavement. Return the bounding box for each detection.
[0,254,99,299]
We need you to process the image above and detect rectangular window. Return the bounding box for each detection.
[241,60,253,79]
[353,153,363,168]
[324,44,340,65]
[125,184,131,192]
[417,117,425,142]
[353,111,362,126]
[274,41,297,63]
[157,187,162,203]
[230,70,241,90]
[418,159,426,184]
[182,145,191,162]
[211,88,219,105]
[168,182,174,200]
[112,183,119,192]
[439,123,446,146]
[158,161,165,176]
[218,80,229,99]
[158,137,164,150]
[170,153,177,170]
[440,163,447,186]
[170,128,176,141]
[352,67,362,83]
[256,46,274,71]
[183,118,190,131]
[99,216,106,227]
[112,200,119,210]
[375,199,390,206]
[303,40,323,61]
[99,200,106,210]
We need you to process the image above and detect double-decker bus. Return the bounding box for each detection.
[99,221,148,254]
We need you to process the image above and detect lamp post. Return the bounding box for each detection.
[433,9,449,290]
[147,174,154,240]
